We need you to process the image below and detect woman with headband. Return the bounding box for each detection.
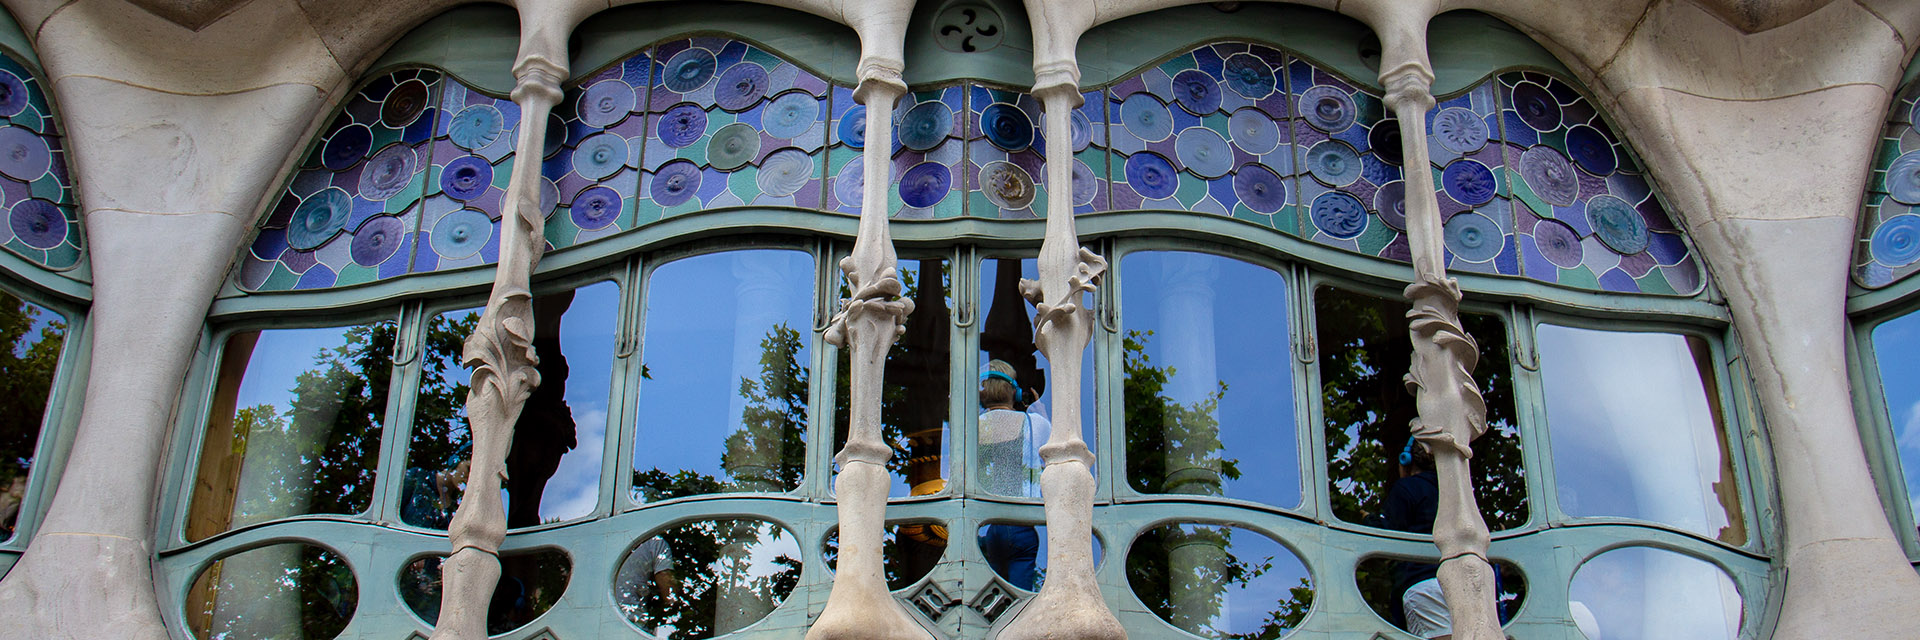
[977,359,1050,590]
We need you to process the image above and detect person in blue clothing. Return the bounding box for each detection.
[977,359,1049,590]
[1377,436,1449,639]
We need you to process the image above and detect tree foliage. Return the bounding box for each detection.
[0,291,65,525]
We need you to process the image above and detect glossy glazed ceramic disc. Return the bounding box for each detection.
[440,155,493,201]
[651,160,702,207]
[287,187,353,250]
[349,214,406,266]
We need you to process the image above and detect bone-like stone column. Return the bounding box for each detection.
[428,54,566,640]
[1381,55,1505,640]
[996,59,1126,640]
[805,60,933,640]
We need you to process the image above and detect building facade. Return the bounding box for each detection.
[0,0,1917,638]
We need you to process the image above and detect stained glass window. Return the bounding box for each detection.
[1857,85,1920,288]
[0,52,82,274]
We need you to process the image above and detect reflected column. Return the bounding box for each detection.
[726,251,790,491]
[1151,254,1230,625]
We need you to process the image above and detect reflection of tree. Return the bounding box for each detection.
[630,519,801,639]
[198,546,355,640]
[632,322,809,501]
[1316,288,1526,626]
[0,291,63,536]
[1124,524,1309,640]
[1123,329,1239,495]
[407,312,480,480]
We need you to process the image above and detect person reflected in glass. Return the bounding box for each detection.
[506,291,578,528]
[978,359,1048,590]
[616,536,679,629]
[0,475,25,537]
[402,443,470,529]
[1375,437,1449,639]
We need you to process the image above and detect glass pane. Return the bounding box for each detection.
[186,543,357,640]
[0,292,65,542]
[1355,556,1525,633]
[187,321,395,541]
[399,549,571,634]
[832,258,952,498]
[632,250,814,502]
[1568,547,1741,640]
[617,518,802,638]
[1125,523,1312,639]
[976,522,1103,592]
[402,281,619,529]
[1540,325,1744,543]
[1318,287,1528,532]
[1872,310,1920,529]
[823,521,948,591]
[976,258,1095,497]
[1121,251,1297,507]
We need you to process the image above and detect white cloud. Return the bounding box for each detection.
[539,405,607,522]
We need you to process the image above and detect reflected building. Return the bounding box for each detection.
[0,1,1917,639]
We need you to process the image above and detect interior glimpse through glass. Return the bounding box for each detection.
[186,320,396,542]
[0,292,64,542]
[832,258,951,498]
[975,521,1103,592]
[974,258,1094,496]
[400,548,572,634]
[401,280,619,529]
[1872,310,1920,529]
[632,250,814,502]
[1125,522,1313,639]
[823,521,948,592]
[1120,251,1298,508]
[1568,546,1743,640]
[1316,287,1528,532]
[1539,324,1745,543]
[616,518,802,639]
[187,542,358,640]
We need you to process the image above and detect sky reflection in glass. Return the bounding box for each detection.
[0,293,63,542]
[1539,325,1744,543]
[1568,546,1742,640]
[632,250,814,501]
[833,258,951,498]
[1120,250,1297,508]
[1872,310,1920,526]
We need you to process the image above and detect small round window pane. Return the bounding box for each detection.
[1126,523,1312,639]
[1569,547,1741,640]
[619,518,801,638]
[186,543,357,640]
[1355,556,1525,633]
[398,549,570,634]
[976,522,1103,592]
[823,521,946,591]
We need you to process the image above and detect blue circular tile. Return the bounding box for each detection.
[1120,93,1174,142]
[447,104,504,151]
[349,214,406,266]
[1872,214,1920,267]
[1519,145,1580,206]
[662,47,718,94]
[1564,124,1617,176]
[1124,151,1179,200]
[1228,108,1280,155]
[656,103,708,149]
[1310,191,1367,238]
[1300,85,1356,133]
[1585,194,1650,255]
[1374,180,1406,231]
[430,208,493,259]
[1070,110,1093,152]
[899,161,952,208]
[714,63,770,112]
[1072,158,1099,206]
[1222,53,1275,99]
[1533,217,1584,268]
[1171,69,1222,115]
[980,103,1034,152]
[1233,164,1286,214]
[8,199,63,250]
[1442,158,1498,206]
[1431,107,1487,154]
[570,185,621,230]
[321,124,372,171]
[1175,127,1233,179]
[579,80,635,128]
[358,143,417,201]
[898,101,954,151]
[651,160,702,207]
[1445,212,1504,262]
[1888,151,1920,205]
[1306,139,1362,187]
[763,91,820,140]
[757,148,814,197]
[839,105,867,148]
[440,155,493,201]
[1511,82,1561,132]
[0,71,28,118]
[287,187,353,250]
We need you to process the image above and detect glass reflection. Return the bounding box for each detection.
[188,321,395,541]
[1871,310,1920,529]
[975,522,1103,591]
[823,521,947,591]
[632,250,813,502]
[187,543,357,640]
[832,258,951,498]
[1539,325,1744,543]
[976,258,1093,494]
[1125,523,1312,639]
[399,549,571,634]
[1355,556,1524,634]
[0,292,63,541]
[1317,287,1528,532]
[1568,546,1741,640]
[1122,251,1297,507]
[402,281,618,529]
[618,519,802,638]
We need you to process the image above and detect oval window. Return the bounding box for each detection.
[1125,523,1312,639]
[1569,546,1741,640]
[618,518,802,637]
[186,543,357,640]
[398,548,571,634]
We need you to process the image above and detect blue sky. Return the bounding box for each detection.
[1874,311,1920,521]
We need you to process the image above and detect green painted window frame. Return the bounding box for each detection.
[0,273,90,578]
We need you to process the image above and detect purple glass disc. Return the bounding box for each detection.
[357,144,417,201]
[1124,151,1178,200]
[349,215,406,266]
[1171,69,1221,115]
[321,124,372,171]
[898,161,952,209]
[0,71,27,118]
[8,199,64,249]
[1564,124,1617,176]
[1533,217,1584,268]
[656,103,708,149]
[1373,180,1406,230]
[1072,159,1099,206]
[441,156,493,201]
[1232,164,1286,214]
[1519,145,1580,206]
[578,80,636,128]
[714,63,770,112]
[1310,191,1367,239]
[0,126,49,182]
[650,160,702,207]
[1511,82,1561,132]
[1442,159,1497,206]
[570,185,621,230]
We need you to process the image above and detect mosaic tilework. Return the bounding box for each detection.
[1107,43,1297,230]
[890,86,966,219]
[1292,58,1407,255]
[546,50,648,249]
[414,81,521,277]
[1857,88,1920,289]
[1497,71,1702,295]
[1426,80,1517,277]
[242,69,444,291]
[1070,89,1108,215]
[0,53,80,273]
[824,84,863,214]
[965,84,1047,218]
[640,37,830,217]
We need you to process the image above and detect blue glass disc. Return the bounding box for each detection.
[762,91,820,140]
[1072,159,1099,206]
[1300,85,1356,133]
[1373,180,1406,230]
[1124,151,1179,200]
[1306,140,1362,187]
[321,124,372,171]
[651,160,702,207]
[447,104,504,151]
[1431,107,1487,154]
[1887,151,1920,205]
[349,215,406,266]
[1171,69,1221,115]
[1533,217,1584,268]
[1310,191,1367,239]
[662,47,718,93]
[578,80,635,128]
[979,103,1034,152]
[714,63,770,112]
[898,101,954,151]
[839,105,867,148]
[1228,108,1280,155]
[1232,164,1286,214]
[1442,159,1498,206]
[1070,110,1092,152]
[441,155,493,201]
[756,148,814,197]
[572,133,627,180]
[834,156,865,207]
[357,143,417,201]
[1445,212,1504,262]
[1585,194,1650,255]
[1120,93,1174,142]
[287,187,353,250]
[656,103,708,149]
[898,161,952,208]
[430,208,493,259]
[1176,127,1233,179]
[570,185,621,230]
[1564,124,1617,176]
[1871,214,1920,267]
[1368,119,1403,165]
[0,71,27,118]
[1511,82,1561,132]
[8,199,63,250]
[1222,53,1275,99]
